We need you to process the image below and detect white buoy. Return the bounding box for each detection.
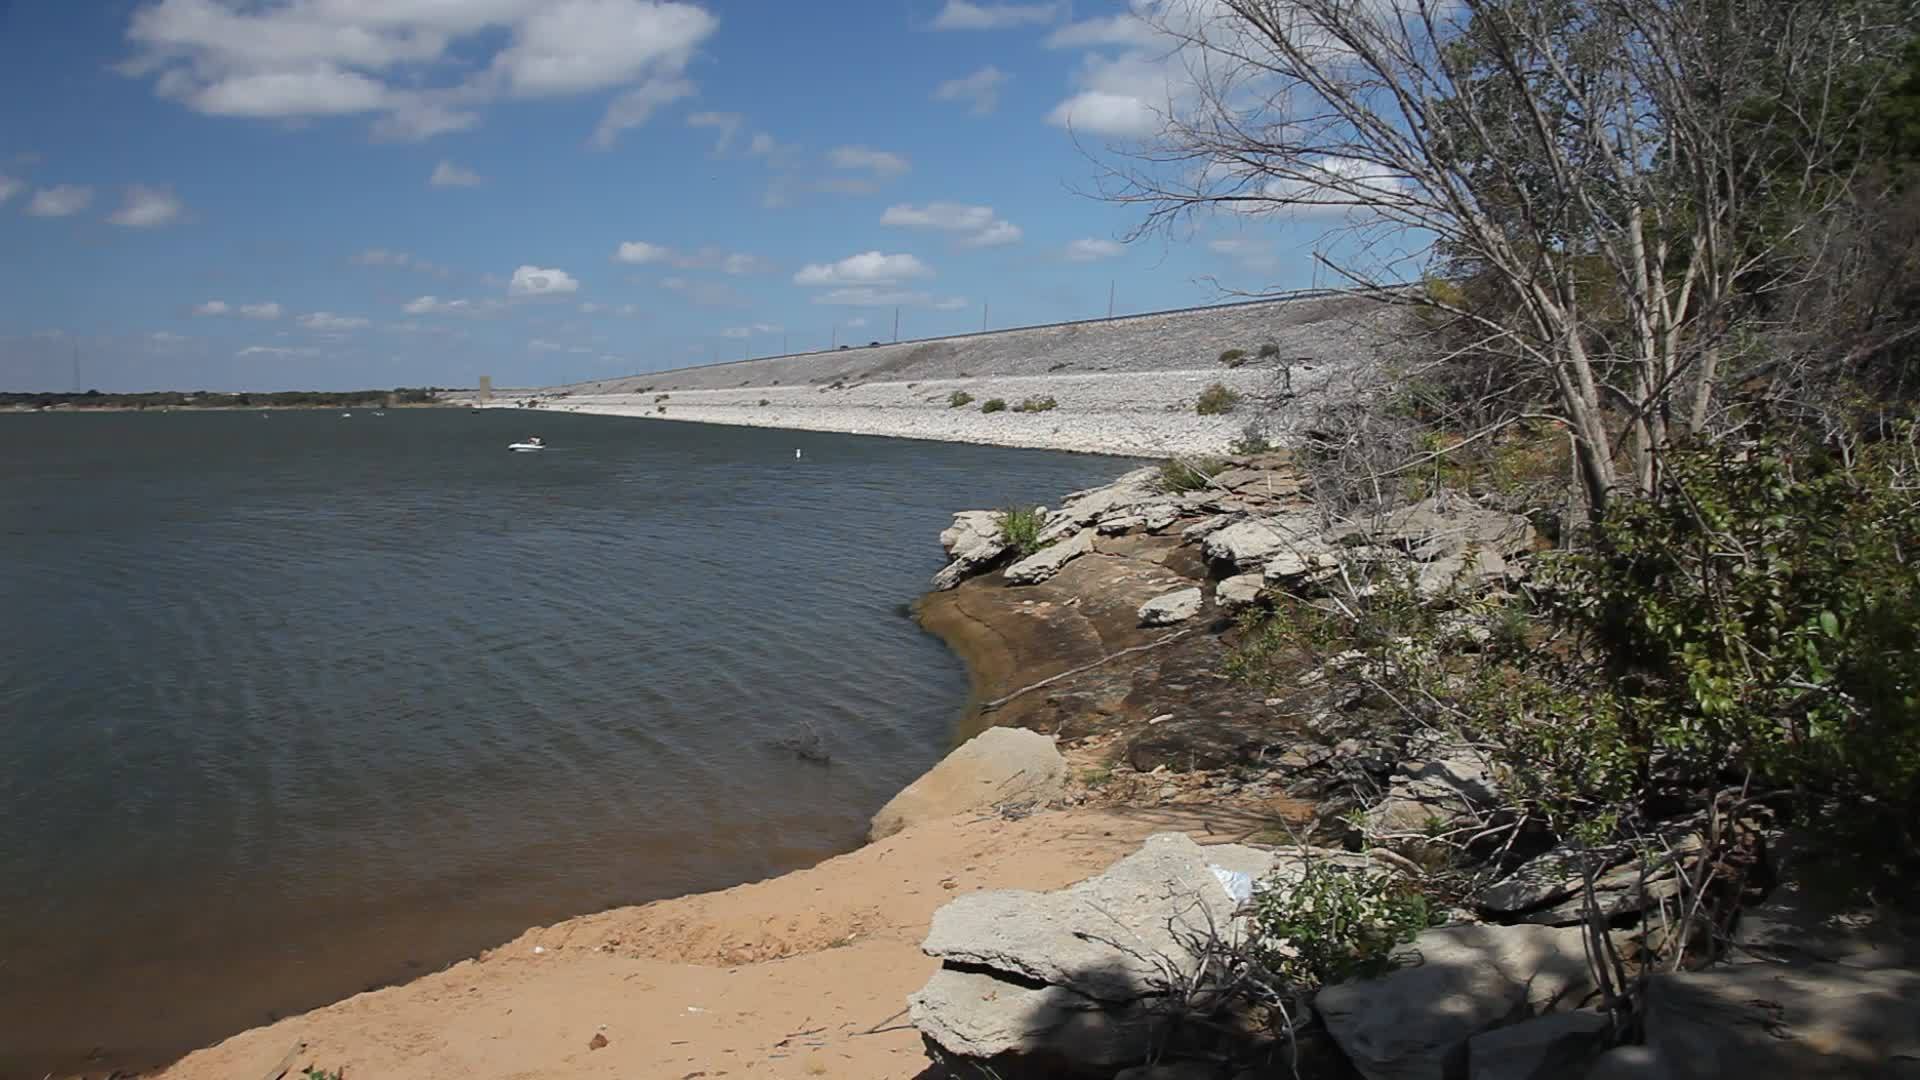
[795,448,802,459]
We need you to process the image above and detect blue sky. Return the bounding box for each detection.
[0,0,1337,392]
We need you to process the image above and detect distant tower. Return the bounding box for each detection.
[478,375,493,403]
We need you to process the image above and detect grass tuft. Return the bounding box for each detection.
[1014,395,1058,413]
[1196,382,1241,415]
[981,398,1008,414]
[948,390,975,408]
[997,504,1047,555]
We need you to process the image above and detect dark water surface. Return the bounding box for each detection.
[0,409,1128,1076]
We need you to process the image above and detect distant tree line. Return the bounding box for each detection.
[1,388,445,409]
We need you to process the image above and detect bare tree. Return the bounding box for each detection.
[1098,0,1914,514]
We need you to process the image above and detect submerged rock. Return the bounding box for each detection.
[868,727,1066,841]
[1138,586,1203,627]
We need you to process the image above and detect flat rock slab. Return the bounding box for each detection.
[869,727,1066,841]
[1202,513,1324,569]
[1316,923,1596,1080]
[1005,530,1098,585]
[920,832,1268,1001]
[1139,586,1204,626]
[1638,962,1920,1079]
[1465,1010,1612,1080]
[908,966,1162,1067]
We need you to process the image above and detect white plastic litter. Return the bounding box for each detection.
[1209,865,1254,904]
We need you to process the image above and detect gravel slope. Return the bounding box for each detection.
[477,293,1410,457]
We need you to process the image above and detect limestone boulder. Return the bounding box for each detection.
[931,537,1009,591]
[1004,529,1098,586]
[1202,512,1324,569]
[909,966,1161,1068]
[1216,574,1265,611]
[941,510,1006,559]
[1464,1010,1612,1080]
[1315,923,1597,1080]
[1139,586,1204,627]
[868,727,1065,841]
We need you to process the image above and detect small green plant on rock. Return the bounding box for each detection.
[1251,861,1431,991]
[997,504,1047,555]
[948,390,975,408]
[1155,455,1228,493]
[1259,342,1281,359]
[302,1069,344,1080]
[1196,382,1241,415]
[981,398,1008,414]
[757,398,770,407]
[1219,348,1249,368]
[1015,395,1058,413]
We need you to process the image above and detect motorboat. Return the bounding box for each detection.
[508,437,546,452]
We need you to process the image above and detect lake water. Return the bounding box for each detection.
[0,408,1128,1076]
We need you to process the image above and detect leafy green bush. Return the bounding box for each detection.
[1251,861,1431,990]
[1219,348,1249,368]
[981,398,1007,413]
[1015,395,1058,413]
[1196,383,1241,415]
[997,505,1047,555]
[948,390,975,408]
[1155,456,1229,493]
[757,398,770,407]
[1258,342,1281,359]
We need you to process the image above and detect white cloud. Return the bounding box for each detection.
[613,241,769,273]
[352,248,410,266]
[403,295,474,315]
[1065,237,1124,261]
[845,316,869,327]
[193,300,231,316]
[529,338,564,352]
[687,110,742,151]
[933,65,1009,115]
[123,0,720,145]
[0,175,22,204]
[107,185,187,227]
[721,322,782,337]
[881,202,1022,249]
[429,160,483,187]
[614,240,672,264]
[150,330,189,344]
[592,77,695,149]
[794,251,932,287]
[239,301,283,319]
[508,265,580,296]
[933,296,970,311]
[828,145,910,177]
[297,311,371,331]
[931,1,1059,30]
[1042,2,1255,139]
[1048,91,1159,137]
[26,185,92,217]
[237,344,319,358]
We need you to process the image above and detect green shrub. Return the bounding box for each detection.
[981,398,1008,413]
[302,1069,344,1080]
[654,393,670,402]
[1219,348,1249,368]
[1251,860,1431,990]
[1196,383,1241,415]
[997,505,1047,555]
[757,399,770,407]
[1015,395,1058,413]
[1155,456,1228,493]
[948,390,975,408]
[1258,342,1281,359]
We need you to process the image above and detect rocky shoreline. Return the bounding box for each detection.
[141,456,1916,1080]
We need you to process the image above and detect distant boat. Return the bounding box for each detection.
[508,438,545,452]
[341,412,352,418]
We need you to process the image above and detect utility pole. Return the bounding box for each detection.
[782,333,788,356]
[1108,280,1116,320]
[981,301,988,332]
[72,346,80,393]
[892,306,900,343]
[831,323,838,348]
